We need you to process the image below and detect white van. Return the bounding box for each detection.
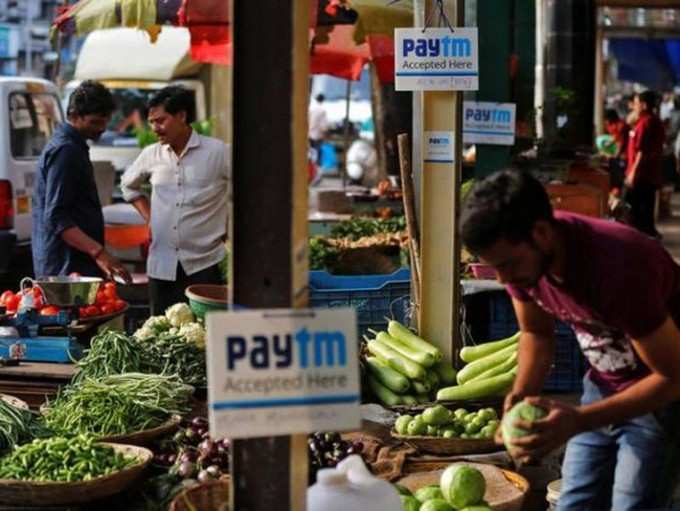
[0,78,63,274]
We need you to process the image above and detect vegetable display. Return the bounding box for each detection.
[308,431,364,484]
[394,406,499,440]
[0,435,137,482]
[364,320,456,406]
[0,399,49,452]
[435,332,519,402]
[44,373,193,437]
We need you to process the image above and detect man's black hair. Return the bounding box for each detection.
[605,109,620,122]
[147,86,196,124]
[67,80,115,118]
[460,170,554,254]
[639,90,658,110]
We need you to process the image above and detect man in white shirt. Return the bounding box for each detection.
[121,86,230,314]
[308,93,328,163]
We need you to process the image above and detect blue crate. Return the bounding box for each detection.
[309,269,411,339]
[464,290,585,393]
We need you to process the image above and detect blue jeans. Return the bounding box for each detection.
[558,376,680,511]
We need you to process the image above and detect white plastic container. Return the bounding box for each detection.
[307,455,402,511]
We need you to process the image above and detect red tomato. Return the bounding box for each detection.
[0,290,14,305]
[5,294,20,313]
[86,305,99,317]
[95,290,107,305]
[79,306,89,317]
[113,299,126,311]
[100,303,115,315]
[103,287,117,302]
[40,305,61,316]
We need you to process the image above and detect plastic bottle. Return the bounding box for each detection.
[307,455,401,511]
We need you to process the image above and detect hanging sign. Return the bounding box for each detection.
[206,308,361,439]
[424,131,455,164]
[394,27,479,91]
[463,101,516,146]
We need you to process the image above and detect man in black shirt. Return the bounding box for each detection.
[32,80,130,282]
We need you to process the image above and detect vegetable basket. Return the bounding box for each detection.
[391,431,500,455]
[0,443,152,506]
[185,284,228,319]
[98,414,182,446]
[169,478,231,511]
[0,393,28,410]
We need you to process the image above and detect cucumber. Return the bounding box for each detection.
[437,368,517,401]
[456,343,518,385]
[376,331,436,368]
[460,332,520,363]
[467,351,518,383]
[387,320,443,362]
[412,380,431,394]
[367,374,402,406]
[364,356,411,394]
[433,361,458,385]
[367,339,427,380]
[401,394,418,405]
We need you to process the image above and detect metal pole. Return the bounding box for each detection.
[594,25,605,136]
[342,79,352,188]
[24,1,32,75]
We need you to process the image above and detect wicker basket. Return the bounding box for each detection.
[169,478,231,511]
[98,414,181,446]
[0,443,152,506]
[397,464,529,511]
[391,431,500,455]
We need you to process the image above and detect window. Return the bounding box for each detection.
[9,92,62,159]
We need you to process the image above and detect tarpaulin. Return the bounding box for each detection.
[609,38,680,91]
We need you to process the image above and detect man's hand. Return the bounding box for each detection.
[624,173,634,188]
[494,391,526,446]
[504,396,584,465]
[95,249,132,284]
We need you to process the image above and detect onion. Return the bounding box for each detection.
[192,416,208,427]
[206,465,221,478]
[197,469,213,483]
[178,461,196,479]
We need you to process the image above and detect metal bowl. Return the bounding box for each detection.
[34,276,103,307]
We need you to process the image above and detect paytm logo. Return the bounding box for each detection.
[428,137,449,145]
[403,36,472,58]
[465,107,511,124]
[226,328,347,370]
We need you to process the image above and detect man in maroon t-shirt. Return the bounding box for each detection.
[625,90,665,237]
[460,170,680,511]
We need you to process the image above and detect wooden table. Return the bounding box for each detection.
[0,362,75,409]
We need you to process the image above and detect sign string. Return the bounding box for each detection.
[422,0,455,33]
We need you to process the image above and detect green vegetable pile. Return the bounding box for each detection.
[0,399,50,452]
[396,463,491,511]
[0,435,136,482]
[394,405,499,440]
[435,332,519,402]
[364,320,457,406]
[329,216,406,240]
[142,332,207,387]
[44,373,193,437]
[73,331,150,383]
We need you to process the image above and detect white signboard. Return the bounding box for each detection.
[424,131,454,164]
[463,101,516,146]
[395,27,479,91]
[206,308,361,439]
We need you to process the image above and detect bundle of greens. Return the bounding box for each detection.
[0,399,50,452]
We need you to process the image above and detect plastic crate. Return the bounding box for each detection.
[308,269,411,339]
[463,290,585,393]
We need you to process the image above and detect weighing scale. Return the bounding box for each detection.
[0,277,102,363]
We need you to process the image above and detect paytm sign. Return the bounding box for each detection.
[207,309,360,439]
[395,28,478,91]
[463,101,516,146]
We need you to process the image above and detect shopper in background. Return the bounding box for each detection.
[460,169,680,511]
[121,86,230,315]
[308,93,328,164]
[625,90,665,238]
[32,80,131,282]
[604,109,628,188]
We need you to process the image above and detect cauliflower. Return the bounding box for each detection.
[134,315,171,340]
[165,303,195,328]
[179,322,206,348]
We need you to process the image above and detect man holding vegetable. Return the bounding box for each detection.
[459,170,680,510]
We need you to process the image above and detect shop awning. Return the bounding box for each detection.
[609,37,680,90]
